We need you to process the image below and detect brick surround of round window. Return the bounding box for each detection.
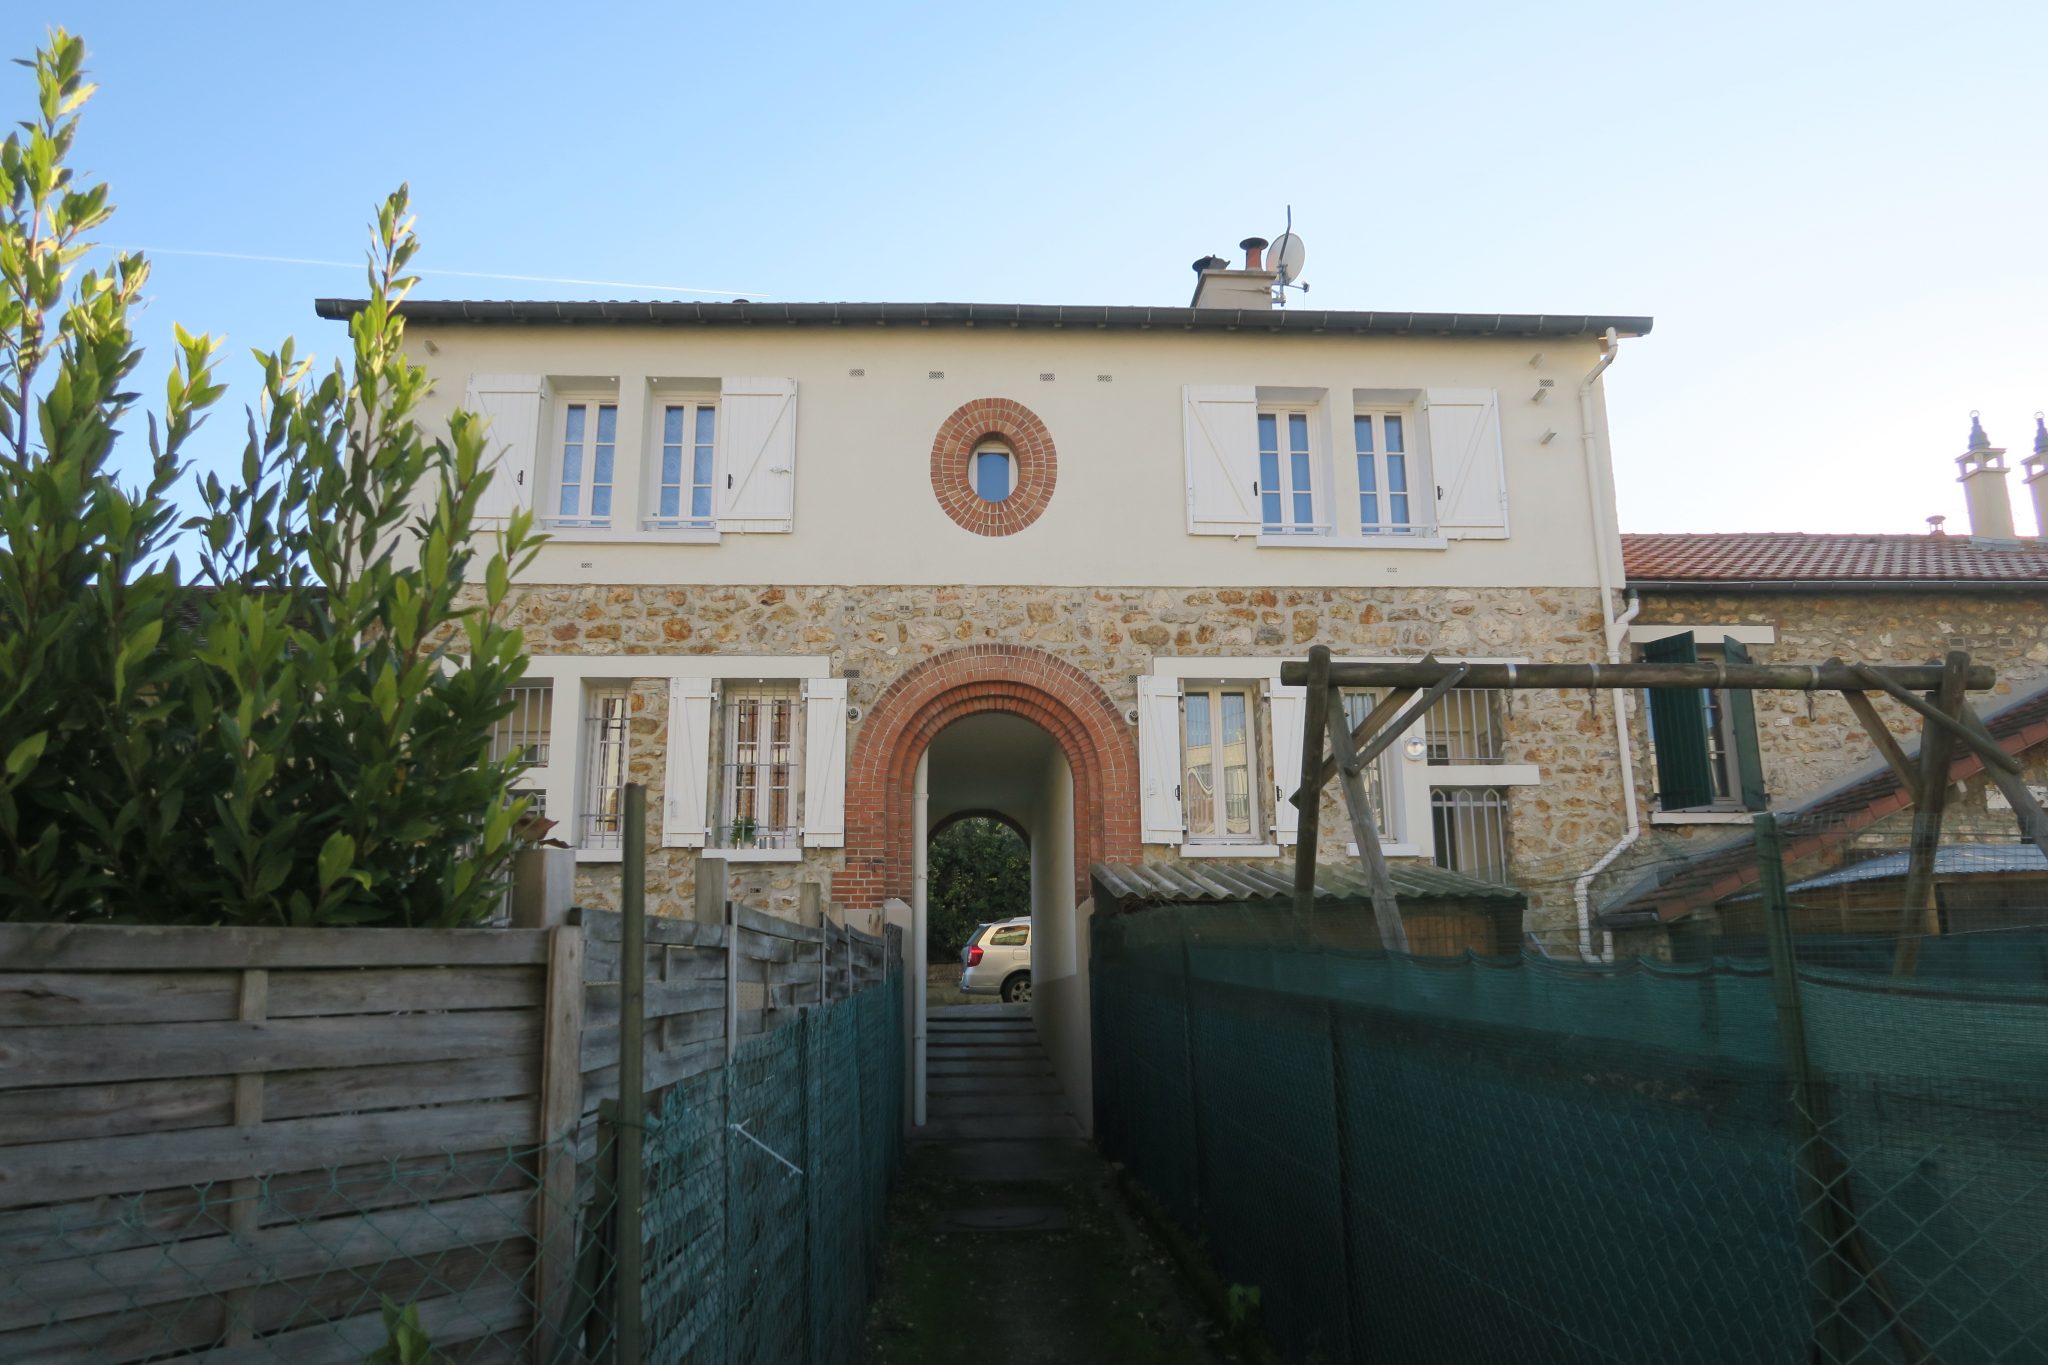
[929,398,1057,536]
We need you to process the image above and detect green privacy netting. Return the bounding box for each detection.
[1091,905,2048,1365]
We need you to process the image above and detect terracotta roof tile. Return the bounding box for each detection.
[1622,533,2048,585]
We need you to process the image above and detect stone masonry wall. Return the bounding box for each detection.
[509,582,1628,954]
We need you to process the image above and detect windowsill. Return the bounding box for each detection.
[1180,842,1281,859]
[708,848,804,863]
[1427,762,1542,787]
[576,848,623,863]
[539,524,721,545]
[1345,843,1427,859]
[1255,532,1448,551]
[1650,810,1760,825]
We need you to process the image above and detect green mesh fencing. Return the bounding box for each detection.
[1092,904,2048,1365]
[639,969,904,1365]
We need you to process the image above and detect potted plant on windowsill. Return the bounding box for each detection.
[728,816,758,849]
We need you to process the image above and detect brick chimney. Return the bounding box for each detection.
[1956,412,2015,539]
[1190,236,1278,310]
[2023,413,2048,539]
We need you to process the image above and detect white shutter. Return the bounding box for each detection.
[465,374,547,521]
[663,677,715,848]
[1425,388,1508,539]
[801,676,848,848]
[1137,677,1186,844]
[1268,683,1308,844]
[716,377,797,533]
[1181,385,1261,535]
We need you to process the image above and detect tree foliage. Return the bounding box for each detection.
[0,31,541,926]
[926,816,1029,961]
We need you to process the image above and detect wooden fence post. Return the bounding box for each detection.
[802,882,824,1010]
[615,784,648,1365]
[534,924,586,1363]
[224,968,268,1345]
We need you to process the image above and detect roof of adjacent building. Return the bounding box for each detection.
[1622,532,2048,589]
[1090,859,1523,907]
[313,297,1652,339]
[1599,679,2048,926]
[1781,843,2048,893]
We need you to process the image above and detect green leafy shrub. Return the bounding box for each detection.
[926,816,1030,961]
[0,31,541,926]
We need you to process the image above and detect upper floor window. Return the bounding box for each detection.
[974,443,1017,503]
[1355,410,1414,534]
[1182,682,1260,841]
[1258,409,1318,535]
[652,401,717,530]
[554,400,617,528]
[1426,688,1508,765]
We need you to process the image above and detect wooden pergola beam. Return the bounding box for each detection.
[1279,660,1995,692]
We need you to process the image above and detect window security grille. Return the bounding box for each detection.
[1426,688,1508,764]
[491,682,553,766]
[717,682,801,850]
[1432,786,1510,885]
[582,688,630,849]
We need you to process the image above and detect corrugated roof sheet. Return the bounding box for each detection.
[1090,859,1523,906]
[1622,533,2048,585]
[1786,843,2048,892]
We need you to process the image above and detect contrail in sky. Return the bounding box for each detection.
[123,246,770,298]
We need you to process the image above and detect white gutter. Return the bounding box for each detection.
[1572,328,1639,962]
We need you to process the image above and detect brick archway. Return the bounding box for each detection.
[840,645,1139,911]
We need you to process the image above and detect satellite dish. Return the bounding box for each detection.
[1270,231,1306,286]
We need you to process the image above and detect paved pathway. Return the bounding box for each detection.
[861,1005,1237,1365]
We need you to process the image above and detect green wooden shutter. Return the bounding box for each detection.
[1643,632,1716,810]
[1721,637,1768,811]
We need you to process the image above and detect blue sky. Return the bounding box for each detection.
[26,1,2048,536]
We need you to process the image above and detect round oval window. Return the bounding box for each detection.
[973,446,1015,503]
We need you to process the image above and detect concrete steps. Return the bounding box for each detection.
[918,1005,1082,1144]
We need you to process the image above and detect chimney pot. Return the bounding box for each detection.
[1191,255,1229,275]
[1927,515,1947,535]
[1956,414,2015,538]
[2022,411,2048,538]
[1239,236,1269,271]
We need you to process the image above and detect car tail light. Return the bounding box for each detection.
[968,945,984,966]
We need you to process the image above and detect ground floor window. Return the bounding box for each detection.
[716,681,802,850]
[1431,786,1509,885]
[1182,682,1259,840]
[581,686,630,849]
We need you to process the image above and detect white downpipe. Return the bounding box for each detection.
[1572,328,1638,962]
[912,748,929,1126]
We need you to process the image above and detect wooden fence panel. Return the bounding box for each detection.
[0,922,569,1363]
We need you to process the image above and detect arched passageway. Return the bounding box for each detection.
[841,646,1138,1133]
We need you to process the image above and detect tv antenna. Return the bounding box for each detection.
[1270,205,1308,306]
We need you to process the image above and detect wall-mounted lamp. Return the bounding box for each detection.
[1403,735,1427,761]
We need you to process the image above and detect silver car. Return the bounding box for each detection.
[958,917,1032,1002]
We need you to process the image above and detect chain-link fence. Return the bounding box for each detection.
[1,970,904,1364]
[1092,903,2048,1365]
[639,969,903,1365]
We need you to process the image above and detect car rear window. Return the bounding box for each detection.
[989,926,1028,946]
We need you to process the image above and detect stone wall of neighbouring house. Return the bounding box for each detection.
[506,582,1630,954]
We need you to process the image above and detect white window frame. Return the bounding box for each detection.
[1180,679,1266,848]
[1354,407,1424,537]
[493,679,555,822]
[1256,405,1323,537]
[646,396,719,534]
[513,656,835,862]
[711,680,805,856]
[578,683,632,853]
[973,442,1019,504]
[548,396,619,530]
[1151,656,1544,862]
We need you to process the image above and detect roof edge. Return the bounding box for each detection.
[313,297,1653,339]
[1627,578,2048,593]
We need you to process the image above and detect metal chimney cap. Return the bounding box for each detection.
[1191,255,1229,274]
